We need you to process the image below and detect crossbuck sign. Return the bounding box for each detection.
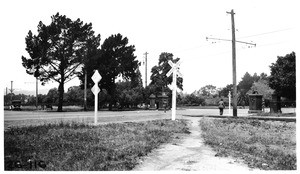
[166,60,182,120]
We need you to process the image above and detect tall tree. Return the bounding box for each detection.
[87,33,138,110]
[219,84,233,97]
[198,85,217,97]
[248,79,274,100]
[269,52,296,100]
[237,72,261,105]
[45,88,59,105]
[21,13,100,111]
[150,52,183,94]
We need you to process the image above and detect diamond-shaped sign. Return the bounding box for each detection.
[91,85,100,95]
[92,70,102,83]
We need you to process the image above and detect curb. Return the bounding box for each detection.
[182,115,296,122]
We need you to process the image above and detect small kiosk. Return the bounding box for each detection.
[157,92,169,110]
[149,94,156,109]
[270,94,281,113]
[248,92,263,113]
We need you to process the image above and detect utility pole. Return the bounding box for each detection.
[5,87,8,105]
[227,9,237,117]
[144,52,148,87]
[10,81,14,102]
[25,80,38,109]
[206,9,256,117]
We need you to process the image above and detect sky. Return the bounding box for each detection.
[0,0,298,95]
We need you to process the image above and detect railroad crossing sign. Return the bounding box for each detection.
[166,60,182,78]
[167,60,182,120]
[91,70,102,124]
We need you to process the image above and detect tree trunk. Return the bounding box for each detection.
[84,71,87,111]
[108,80,115,111]
[57,82,64,112]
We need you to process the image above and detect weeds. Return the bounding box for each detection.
[4,119,189,171]
[199,118,296,170]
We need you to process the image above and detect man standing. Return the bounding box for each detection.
[218,99,225,115]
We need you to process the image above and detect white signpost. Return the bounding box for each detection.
[91,70,102,125]
[166,60,182,120]
[228,92,231,116]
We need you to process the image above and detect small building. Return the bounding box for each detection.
[248,93,263,113]
[270,94,282,113]
[149,94,156,109]
[157,92,169,110]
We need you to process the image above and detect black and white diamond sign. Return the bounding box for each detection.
[92,70,102,83]
[91,85,100,95]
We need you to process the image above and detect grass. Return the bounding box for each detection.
[199,117,296,170]
[4,119,190,171]
[255,112,296,117]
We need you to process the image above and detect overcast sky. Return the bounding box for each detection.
[0,0,298,94]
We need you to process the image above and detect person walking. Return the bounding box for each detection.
[218,99,225,115]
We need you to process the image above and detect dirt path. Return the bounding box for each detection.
[133,117,257,171]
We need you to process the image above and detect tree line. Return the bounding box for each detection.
[177,52,296,107]
[19,13,295,111]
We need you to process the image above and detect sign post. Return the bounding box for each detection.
[166,60,182,120]
[228,92,231,116]
[91,70,101,125]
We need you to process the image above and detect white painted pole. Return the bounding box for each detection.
[172,69,177,120]
[228,92,231,116]
[91,70,101,125]
[94,91,98,124]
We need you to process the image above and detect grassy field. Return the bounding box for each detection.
[4,119,190,171]
[199,117,296,170]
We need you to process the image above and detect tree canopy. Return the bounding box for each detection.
[80,33,139,110]
[150,52,183,94]
[269,52,296,100]
[21,13,100,111]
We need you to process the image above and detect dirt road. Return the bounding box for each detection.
[134,117,257,171]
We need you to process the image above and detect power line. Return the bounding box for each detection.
[237,28,292,39]
[206,36,256,47]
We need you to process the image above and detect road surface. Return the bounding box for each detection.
[4,108,295,129]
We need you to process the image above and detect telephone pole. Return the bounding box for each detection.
[144,52,149,87]
[10,81,14,102]
[227,9,238,117]
[206,9,256,117]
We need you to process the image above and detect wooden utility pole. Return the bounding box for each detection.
[227,9,238,117]
[10,81,13,102]
[206,9,256,117]
[144,52,149,87]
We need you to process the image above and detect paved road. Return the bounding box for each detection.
[4,108,250,121]
[4,108,295,129]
